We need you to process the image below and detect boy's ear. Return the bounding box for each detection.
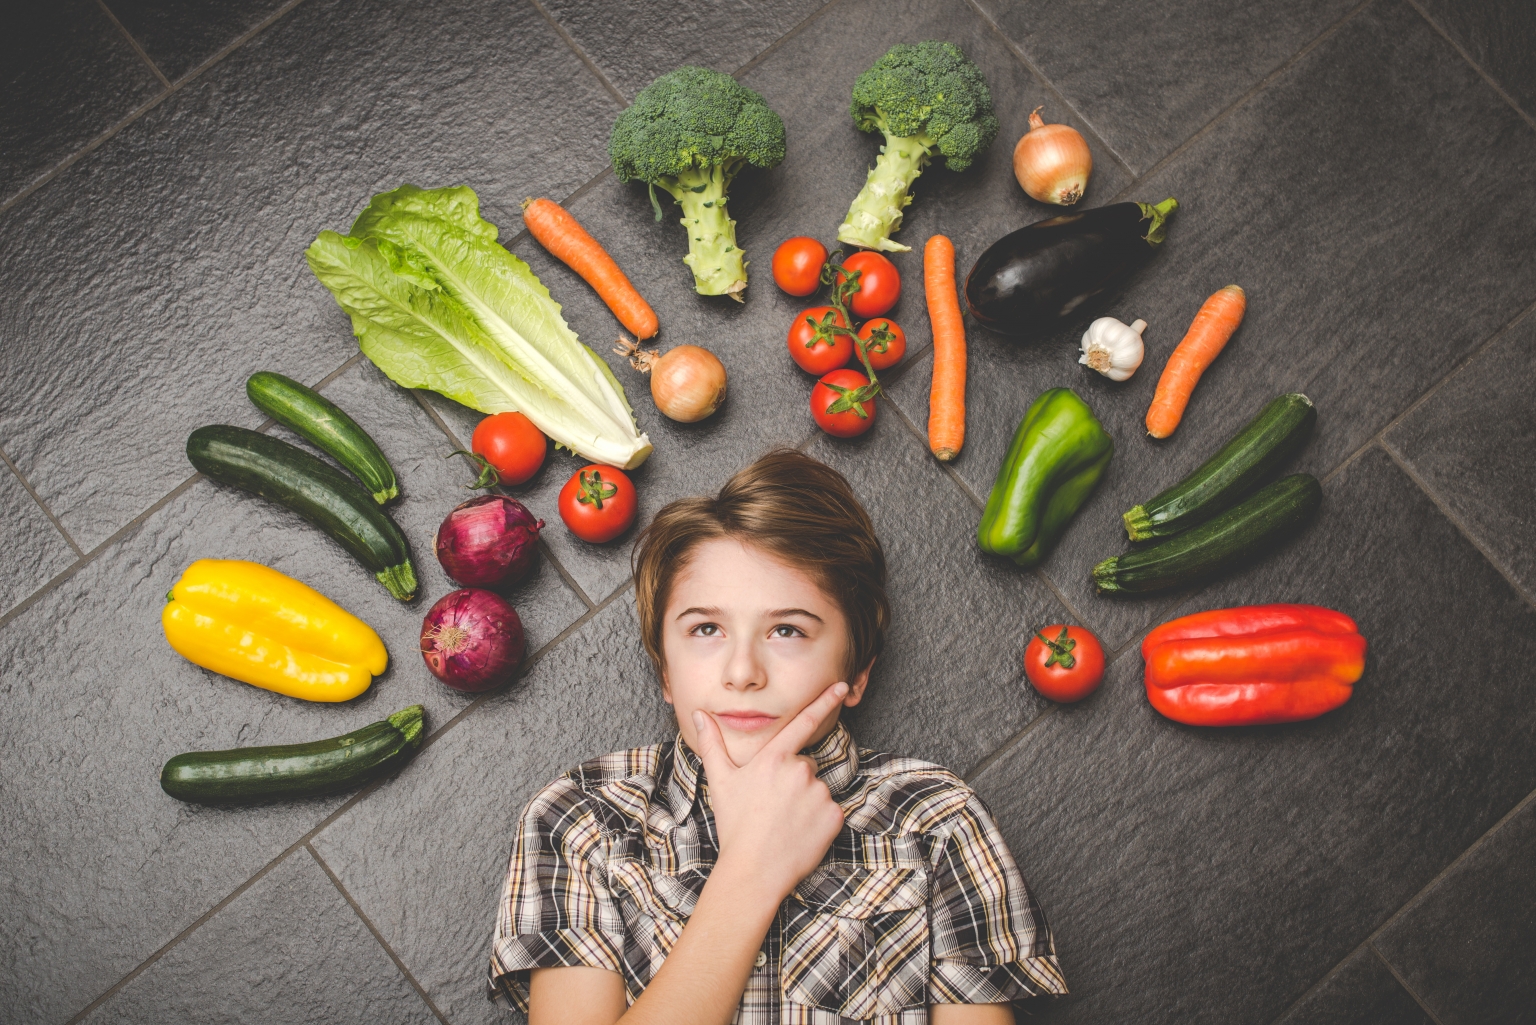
[659,668,673,705]
[842,657,876,708]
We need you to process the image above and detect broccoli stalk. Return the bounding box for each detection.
[654,159,746,298]
[610,67,786,300]
[838,42,999,254]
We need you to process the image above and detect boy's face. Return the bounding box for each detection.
[660,538,871,767]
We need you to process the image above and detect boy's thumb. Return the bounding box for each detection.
[691,710,733,775]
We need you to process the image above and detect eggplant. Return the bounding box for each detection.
[965,198,1178,337]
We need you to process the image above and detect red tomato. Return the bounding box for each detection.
[1024,625,1105,703]
[558,465,637,543]
[810,369,877,438]
[837,251,901,318]
[855,318,907,371]
[772,237,828,297]
[788,305,853,375]
[471,412,547,486]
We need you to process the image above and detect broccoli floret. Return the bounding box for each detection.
[609,66,786,299]
[838,41,999,253]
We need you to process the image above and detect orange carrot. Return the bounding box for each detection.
[1145,284,1247,438]
[925,235,967,461]
[521,197,659,340]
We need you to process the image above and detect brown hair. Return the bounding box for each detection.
[633,449,889,679]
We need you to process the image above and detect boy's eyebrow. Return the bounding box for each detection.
[675,606,723,619]
[673,606,824,623]
[768,607,824,622]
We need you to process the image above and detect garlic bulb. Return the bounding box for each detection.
[1079,317,1146,381]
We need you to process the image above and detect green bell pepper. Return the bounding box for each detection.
[979,388,1113,567]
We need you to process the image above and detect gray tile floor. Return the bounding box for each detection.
[2,1,1533,1023]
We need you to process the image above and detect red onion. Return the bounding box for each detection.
[434,495,543,588]
[420,588,526,692]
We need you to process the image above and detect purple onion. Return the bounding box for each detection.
[434,495,543,588]
[420,588,526,692]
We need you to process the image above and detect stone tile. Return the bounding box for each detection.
[424,0,1136,604]
[1275,947,1433,1025]
[890,0,1536,649]
[0,0,620,554]
[970,449,1536,1024]
[1375,797,1536,1025]
[81,851,435,1025]
[806,419,1069,774]
[102,0,293,83]
[0,361,584,1025]
[312,595,677,1025]
[1415,0,1536,118]
[1386,309,1536,599]
[974,0,1357,174]
[540,0,828,100]
[0,461,76,618]
[0,0,162,208]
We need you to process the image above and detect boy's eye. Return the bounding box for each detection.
[691,623,720,637]
[772,624,804,638]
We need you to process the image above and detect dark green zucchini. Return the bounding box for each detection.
[247,371,398,504]
[187,425,417,600]
[1093,474,1321,595]
[161,706,426,804]
[1123,393,1316,541]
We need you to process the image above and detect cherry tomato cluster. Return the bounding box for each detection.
[772,238,907,438]
[467,411,638,544]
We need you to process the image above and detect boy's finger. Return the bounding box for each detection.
[691,710,739,776]
[765,682,849,757]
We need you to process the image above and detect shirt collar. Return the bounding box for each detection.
[667,719,862,818]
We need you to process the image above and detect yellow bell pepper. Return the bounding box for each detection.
[163,559,388,702]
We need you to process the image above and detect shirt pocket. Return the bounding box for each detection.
[782,834,931,1020]
[608,859,702,981]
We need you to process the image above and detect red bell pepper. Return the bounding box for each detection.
[1141,604,1367,726]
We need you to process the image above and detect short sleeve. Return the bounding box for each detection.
[486,777,628,1010]
[927,794,1069,1003]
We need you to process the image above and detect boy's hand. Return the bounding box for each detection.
[691,682,848,903]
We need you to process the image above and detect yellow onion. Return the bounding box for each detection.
[1013,107,1092,206]
[615,337,727,423]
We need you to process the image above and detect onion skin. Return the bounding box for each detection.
[617,340,727,423]
[1014,107,1092,206]
[434,495,543,588]
[420,588,526,692]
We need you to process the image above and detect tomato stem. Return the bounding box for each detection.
[450,450,501,490]
[576,469,619,509]
[1036,626,1078,669]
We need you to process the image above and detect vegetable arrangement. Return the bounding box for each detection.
[1142,605,1366,726]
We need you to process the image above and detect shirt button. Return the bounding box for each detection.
[754,951,767,968]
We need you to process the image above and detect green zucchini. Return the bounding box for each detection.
[187,424,418,600]
[161,706,426,804]
[1093,474,1321,595]
[247,371,399,504]
[1123,393,1316,541]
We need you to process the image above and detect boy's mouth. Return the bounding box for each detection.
[712,711,779,732]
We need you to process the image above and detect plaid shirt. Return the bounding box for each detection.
[488,722,1066,1023]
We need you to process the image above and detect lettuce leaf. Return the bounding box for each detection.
[306,185,652,469]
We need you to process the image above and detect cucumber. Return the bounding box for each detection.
[247,371,399,504]
[161,706,426,804]
[1124,393,1315,541]
[1093,474,1321,595]
[187,425,418,600]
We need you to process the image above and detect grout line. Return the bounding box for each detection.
[1380,440,1536,612]
[310,352,364,392]
[0,444,85,557]
[96,0,172,88]
[525,0,628,107]
[1368,942,1447,1025]
[1109,0,1375,203]
[1403,0,1536,133]
[964,705,1059,783]
[306,844,452,1024]
[962,0,1136,180]
[731,0,847,80]
[0,0,311,219]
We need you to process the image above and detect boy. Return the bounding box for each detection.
[488,450,1066,1023]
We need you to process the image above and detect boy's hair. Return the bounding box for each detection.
[633,450,889,679]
